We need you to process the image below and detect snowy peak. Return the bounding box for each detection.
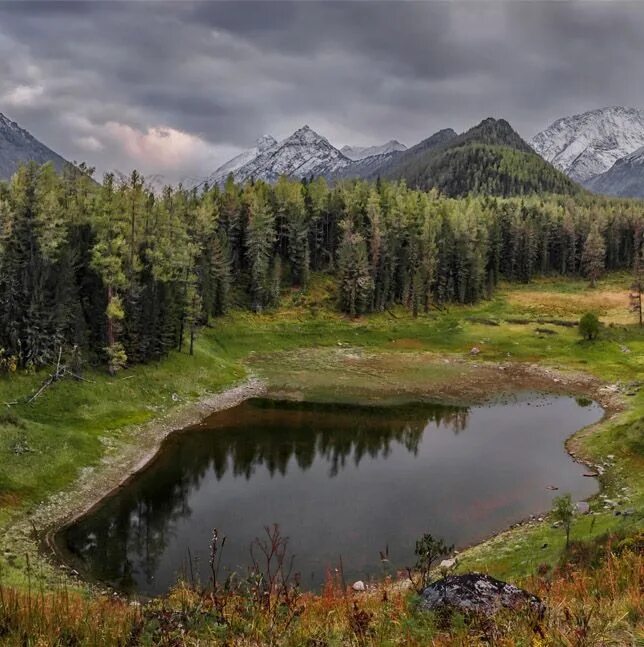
[341,140,407,161]
[531,106,644,182]
[0,111,69,180]
[207,125,351,185]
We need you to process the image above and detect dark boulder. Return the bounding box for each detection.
[420,573,545,618]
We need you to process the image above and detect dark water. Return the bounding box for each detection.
[59,393,602,596]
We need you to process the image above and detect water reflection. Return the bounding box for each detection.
[61,395,602,595]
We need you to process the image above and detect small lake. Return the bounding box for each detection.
[59,393,603,595]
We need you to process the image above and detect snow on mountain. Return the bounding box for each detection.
[0,112,68,180]
[530,106,644,182]
[207,125,352,185]
[340,140,407,161]
[585,145,644,198]
[208,134,277,185]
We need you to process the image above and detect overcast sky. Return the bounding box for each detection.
[1,1,643,184]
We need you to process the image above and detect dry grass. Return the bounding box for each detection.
[507,289,632,324]
[1,533,640,645]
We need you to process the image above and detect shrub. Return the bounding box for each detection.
[578,312,600,341]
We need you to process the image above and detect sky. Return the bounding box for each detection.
[1,1,643,184]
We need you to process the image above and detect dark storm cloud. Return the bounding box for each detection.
[0,1,643,183]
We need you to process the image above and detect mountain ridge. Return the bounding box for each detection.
[341,140,406,160]
[0,112,69,180]
[585,144,644,198]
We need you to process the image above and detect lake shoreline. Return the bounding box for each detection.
[31,355,624,597]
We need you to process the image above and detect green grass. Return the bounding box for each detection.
[0,272,642,589]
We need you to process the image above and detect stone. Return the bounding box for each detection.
[352,580,366,592]
[420,573,544,618]
[575,501,590,514]
[470,346,481,355]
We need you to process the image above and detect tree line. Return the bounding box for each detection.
[0,163,642,373]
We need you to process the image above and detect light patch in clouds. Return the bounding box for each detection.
[74,135,104,152]
[100,121,243,183]
[104,122,218,170]
[3,83,44,107]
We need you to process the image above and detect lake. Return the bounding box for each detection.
[59,393,603,595]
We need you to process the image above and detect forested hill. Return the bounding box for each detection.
[378,118,582,197]
[0,162,641,377]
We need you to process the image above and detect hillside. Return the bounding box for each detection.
[380,118,581,196]
[0,112,69,180]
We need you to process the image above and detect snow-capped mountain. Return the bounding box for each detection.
[0,112,68,180]
[530,106,644,183]
[208,134,277,185]
[585,145,644,198]
[207,125,352,185]
[340,140,406,161]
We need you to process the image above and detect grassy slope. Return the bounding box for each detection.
[0,273,642,589]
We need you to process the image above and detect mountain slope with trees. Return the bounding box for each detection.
[378,118,582,196]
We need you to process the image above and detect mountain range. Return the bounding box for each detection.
[206,117,579,197]
[2,106,644,198]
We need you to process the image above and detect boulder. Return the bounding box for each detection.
[420,573,545,618]
[439,558,458,572]
[351,580,366,592]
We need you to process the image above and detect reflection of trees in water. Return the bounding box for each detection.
[216,401,469,480]
[64,400,468,592]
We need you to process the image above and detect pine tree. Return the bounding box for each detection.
[245,183,275,310]
[582,223,606,288]
[337,220,373,316]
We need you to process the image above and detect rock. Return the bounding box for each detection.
[551,520,562,529]
[420,573,544,618]
[546,485,559,490]
[622,508,635,516]
[575,501,590,514]
[470,346,481,355]
[352,580,366,592]
[439,558,458,572]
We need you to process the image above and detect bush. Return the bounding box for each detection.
[579,312,600,341]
